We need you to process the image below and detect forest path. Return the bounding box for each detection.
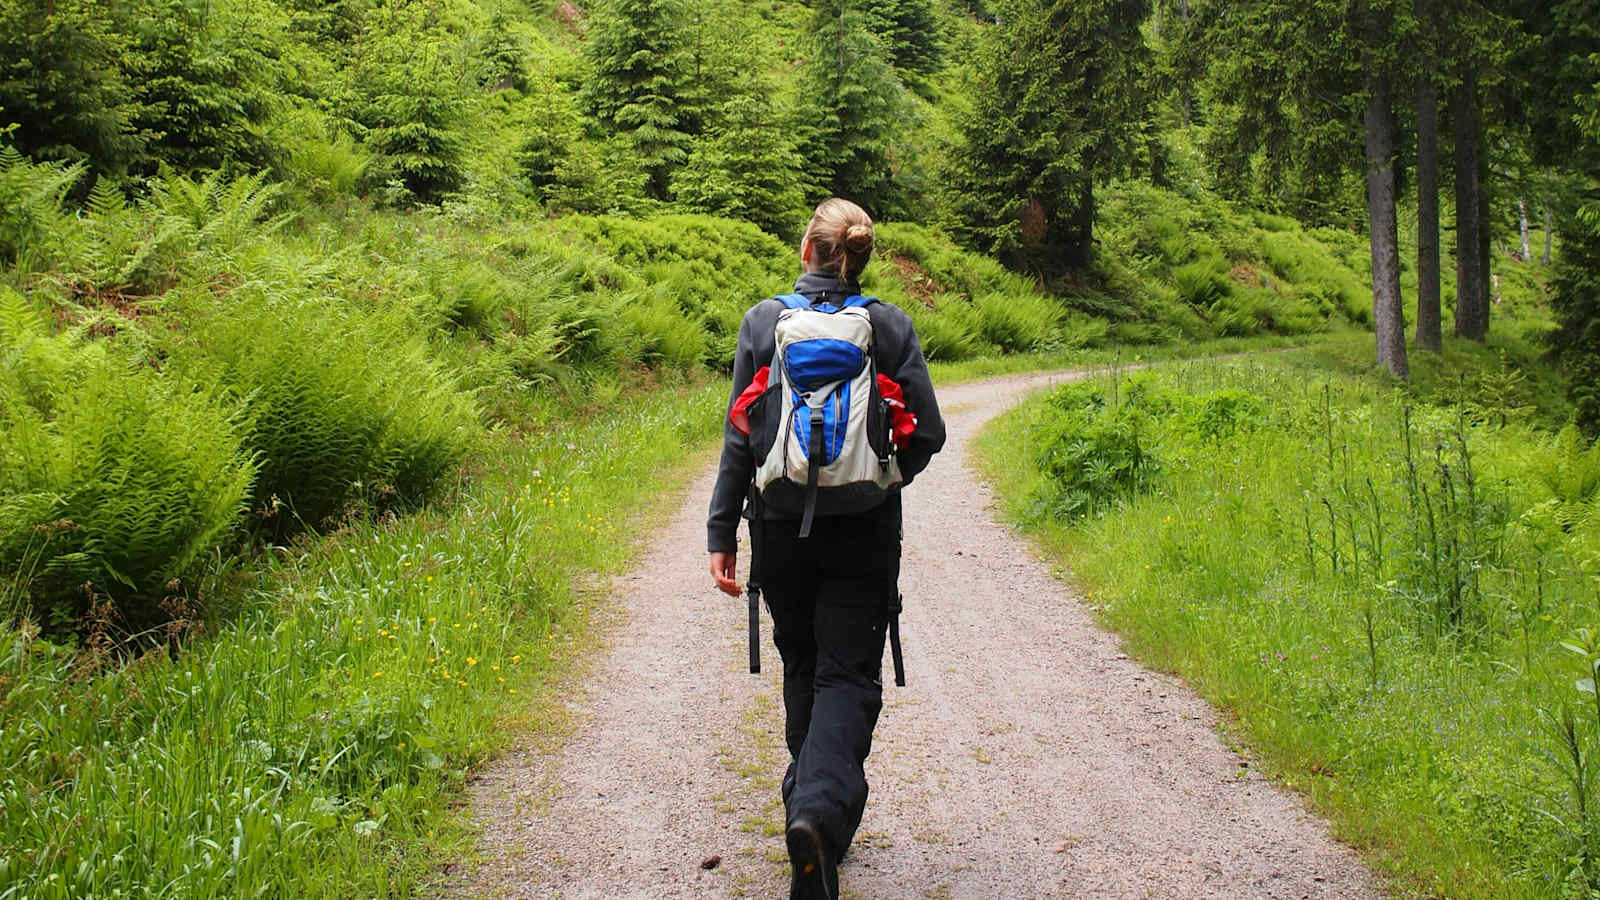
[459,368,1382,899]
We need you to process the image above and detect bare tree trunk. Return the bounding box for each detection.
[1519,198,1531,260]
[1416,72,1442,351]
[1479,142,1493,328]
[1452,69,1487,341]
[1367,77,1408,378]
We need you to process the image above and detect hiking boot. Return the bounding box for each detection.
[785,817,838,900]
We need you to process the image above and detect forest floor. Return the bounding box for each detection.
[454,368,1384,899]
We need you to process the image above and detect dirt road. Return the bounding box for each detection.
[461,369,1382,899]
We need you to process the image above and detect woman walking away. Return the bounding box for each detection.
[706,198,945,899]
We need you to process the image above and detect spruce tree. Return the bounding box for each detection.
[943,0,1150,274]
[673,95,807,236]
[0,0,151,173]
[346,2,469,204]
[796,0,908,216]
[128,0,289,174]
[580,0,695,201]
[862,0,946,97]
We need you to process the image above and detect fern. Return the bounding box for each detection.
[0,289,256,630]
[0,146,84,271]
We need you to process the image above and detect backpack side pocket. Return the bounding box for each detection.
[865,375,892,463]
[745,381,784,465]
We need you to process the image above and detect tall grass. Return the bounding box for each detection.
[977,343,1596,897]
[0,380,724,898]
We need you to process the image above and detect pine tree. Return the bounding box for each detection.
[580,0,695,201]
[943,0,1150,274]
[673,95,807,236]
[796,0,908,216]
[0,0,151,173]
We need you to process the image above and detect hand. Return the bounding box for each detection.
[710,551,741,597]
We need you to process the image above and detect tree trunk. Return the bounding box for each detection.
[1416,72,1442,351]
[1519,198,1531,260]
[1545,204,1553,265]
[1479,131,1493,329]
[1451,69,1487,341]
[1062,176,1095,269]
[1366,77,1409,378]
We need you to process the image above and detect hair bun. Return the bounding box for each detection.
[843,223,874,253]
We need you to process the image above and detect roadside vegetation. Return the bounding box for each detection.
[978,334,1597,897]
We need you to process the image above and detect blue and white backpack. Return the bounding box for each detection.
[748,293,903,537]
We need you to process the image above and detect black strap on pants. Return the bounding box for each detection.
[888,592,905,687]
[746,477,764,674]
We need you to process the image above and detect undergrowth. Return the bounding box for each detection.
[977,336,1595,898]
[0,379,724,898]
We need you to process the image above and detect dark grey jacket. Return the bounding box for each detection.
[706,271,946,553]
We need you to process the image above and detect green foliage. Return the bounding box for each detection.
[346,3,471,204]
[0,146,83,271]
[1025,381,1160,520]
[981,352,1600,895]
[0,384,724,898]
[0,0,151,173]
[943,0,1152,274]
[0,290,255,629]
[796,0,909,216]
[127,0,290,173]
[862,0,946,95]
[672,95,807,237]
[517,68,645,214]
[187,294,479,537]
[580,0,696,200]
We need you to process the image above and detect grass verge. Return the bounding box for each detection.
[0,375,725,898]
[973,337,1592,898]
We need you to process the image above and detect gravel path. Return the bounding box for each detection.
[460,369,1383,899]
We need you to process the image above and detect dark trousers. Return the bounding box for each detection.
[757,505,898,857]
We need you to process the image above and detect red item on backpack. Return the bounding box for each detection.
[876,374,917,450]
[729,366,770,436]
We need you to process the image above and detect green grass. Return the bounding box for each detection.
[975,336,1595,898]
[924,329,1340,384]
[0,376,724,898]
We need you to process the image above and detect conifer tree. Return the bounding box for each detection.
[796,0,909,217]
[943,0,1150,274]
[1519,0,1600,428]
[580,0,695,200]
[347,2,469,204]
[862,0,946,97]
[129,0,289,174]
[0,0,151,173]
[673,95,807,236]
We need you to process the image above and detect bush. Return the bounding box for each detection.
[185,294,478,537]
[1026,382,1160,521]
[0,292,255,628]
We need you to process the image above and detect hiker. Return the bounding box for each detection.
[706,197,946,899]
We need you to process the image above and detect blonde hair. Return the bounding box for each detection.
[802,198,874,280]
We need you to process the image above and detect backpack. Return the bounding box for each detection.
[728,292,917,686]
[732,293,914,538]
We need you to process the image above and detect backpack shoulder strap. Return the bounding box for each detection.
[776,293,810,309]
[842,295,878,309]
